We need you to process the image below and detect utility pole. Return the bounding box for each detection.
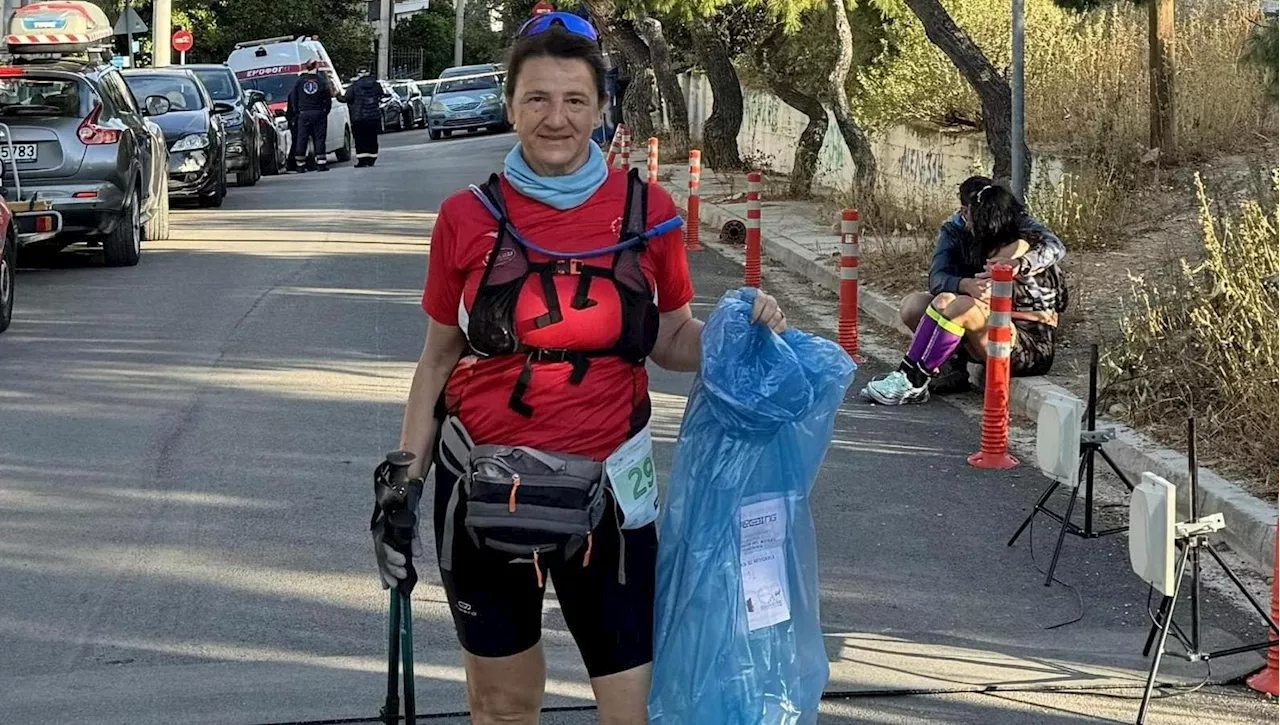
[1148,0,1176,156]
[453,0,465,67]
[152,0,171,66]
[1010,0,1025,199]
[377,0,391,78]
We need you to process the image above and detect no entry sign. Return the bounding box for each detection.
[172,29,193,53]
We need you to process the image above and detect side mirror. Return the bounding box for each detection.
[143,95,171,117]
[212,101,235,115]
[246,90,266,105]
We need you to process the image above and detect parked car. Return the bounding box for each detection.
[185,64,262,188]
[378,80,407,133]
[0,200,14,332]
[0,59,168,266]
[122,69,228,208]
[415,79,438,102]
[427,69,509,140]
[390,80,426,129]
[246,90,286,175]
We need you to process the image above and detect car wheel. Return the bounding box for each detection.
[104,191,142,267]
[335,127,353,162]
[263,136,280,176]
[429,128,441,140]
[0,231,14,333]
[199,165,226,208]
[144,174,170,241]
[237,152,260,187]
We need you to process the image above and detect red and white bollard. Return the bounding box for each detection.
[1246,531,1279,696]
[838,209,862,362]
[647,137,659,185]
[968,263,1018,469]
[686,150,702,251]
[745,171,762,287]
[605,124,625,168]
[619,128,631,170]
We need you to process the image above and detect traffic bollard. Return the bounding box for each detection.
[745,171,762,287]
[686,150,702,251]
[838,209,862,362]
[605,124,624,168]
[1246,531,1279,696]
[968,263,1019,469]
[620,128,631,170]
[647,137,659,185]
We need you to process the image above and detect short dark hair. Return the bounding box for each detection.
[959,175,994,207]
[966,182,1025,265]
[504,26,607,104]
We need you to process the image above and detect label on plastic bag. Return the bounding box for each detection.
[740,499,790,631]
[605,424,660,530]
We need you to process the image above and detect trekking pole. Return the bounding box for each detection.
[373,450,421,725]
[381,587,402,724]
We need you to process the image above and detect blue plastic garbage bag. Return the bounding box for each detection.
[648,288,856,725]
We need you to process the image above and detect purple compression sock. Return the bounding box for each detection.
[905,306,966,374]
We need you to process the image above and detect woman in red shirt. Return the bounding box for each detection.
[377,14,786,724]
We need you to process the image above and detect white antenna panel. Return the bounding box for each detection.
[1036,393,1083,488]
[1129,473,1177,597]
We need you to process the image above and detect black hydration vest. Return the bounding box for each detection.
[465,169,660,423]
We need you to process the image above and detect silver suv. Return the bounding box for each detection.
[0,58,167,266]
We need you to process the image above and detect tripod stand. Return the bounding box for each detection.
[1135,419,1279,724]
[1008,344,1136,586]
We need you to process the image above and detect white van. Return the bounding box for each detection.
[227,35,352,163]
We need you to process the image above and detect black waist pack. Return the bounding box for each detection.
[437,417,615,587]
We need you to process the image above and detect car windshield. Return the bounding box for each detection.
[392,83,411,99]
[437,76,497,94]
[190,68,238,101]
[0,77,82,117]
[124,75,205,111]
[416,82,437,96]
[239,74,296,103]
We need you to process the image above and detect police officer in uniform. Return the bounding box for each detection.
[338,68,388,168]
[287,59,336,172]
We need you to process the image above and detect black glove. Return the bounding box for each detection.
[371,453,424,592]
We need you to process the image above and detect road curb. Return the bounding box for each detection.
[664,181,1277,575]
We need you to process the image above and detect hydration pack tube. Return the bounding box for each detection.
[467,183,683,260]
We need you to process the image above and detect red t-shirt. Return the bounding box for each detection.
[422,170,694,461]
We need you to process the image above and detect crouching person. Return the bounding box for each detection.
[864,179,1067,405]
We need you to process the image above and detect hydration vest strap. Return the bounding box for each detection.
[531,269,563,329]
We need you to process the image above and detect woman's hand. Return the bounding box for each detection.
[750,290,787,333]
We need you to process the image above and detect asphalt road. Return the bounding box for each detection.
[0,127,1274,725]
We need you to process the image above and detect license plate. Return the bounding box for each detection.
[0,144,37,163]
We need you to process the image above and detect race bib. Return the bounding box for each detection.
[604,424,659,529]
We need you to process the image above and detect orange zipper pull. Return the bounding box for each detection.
[533,550,544,588]
[582,532,593,568]
[508,473,521,513]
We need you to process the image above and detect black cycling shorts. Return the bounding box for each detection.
[432,465,657,678]
[1011,320,1056,377]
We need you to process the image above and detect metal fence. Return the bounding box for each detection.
[390,48,425,81]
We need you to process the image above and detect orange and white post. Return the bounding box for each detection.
[1246,535,1279,696]
[838,209,862,362]
[647,137,659,185]
[605,124,625,168]
[685,150,702,251]
[968,263,1018,469]
[745,171,762,287]
[619,128,631,170]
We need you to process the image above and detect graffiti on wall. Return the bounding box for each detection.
[895,147,946,187]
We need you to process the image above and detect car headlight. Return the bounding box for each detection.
[171,134,209,152]
[429,101,447,113]
[480,94,500,107]
[274,116,289,131]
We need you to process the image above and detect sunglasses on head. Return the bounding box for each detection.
[517,11,599,41]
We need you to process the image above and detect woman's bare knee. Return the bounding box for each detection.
[464,647,545,725]
[592,663,651,725]
[899,292,933,330]
[942,296,987,328]
[930,292,958,310]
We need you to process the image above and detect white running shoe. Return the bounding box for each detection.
[860,370,931,405]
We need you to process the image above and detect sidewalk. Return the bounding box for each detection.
[653,161,1277,577]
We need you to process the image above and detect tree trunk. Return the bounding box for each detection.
[756,32,827,198]
[901,0,1030,184]
[638,18,690,152]
[582,0,657,140]
[1148,0,1176,155]
[827,0,877,204]
[693,22,744,171]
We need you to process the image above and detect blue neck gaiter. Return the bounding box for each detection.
[503,141,608,210]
